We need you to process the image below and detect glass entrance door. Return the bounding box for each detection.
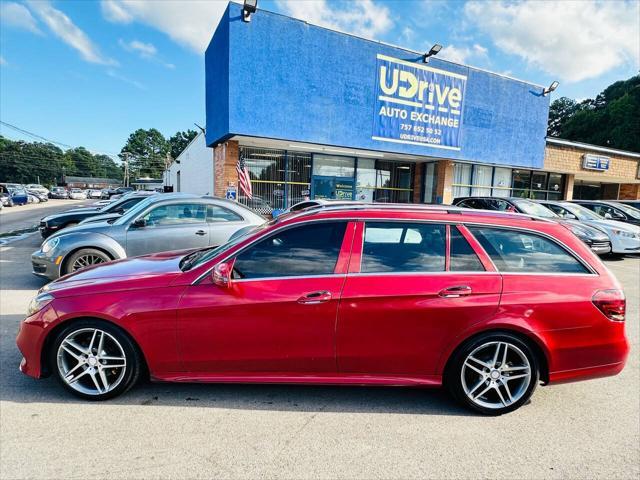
[311,176,355,200]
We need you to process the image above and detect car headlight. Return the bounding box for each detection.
[41,236,60,253]
[568,225,589,240]
[27,292,54,316]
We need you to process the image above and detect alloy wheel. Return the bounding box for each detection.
[56,328,127,396]
[461,341,532,410]
[71,254,106,271]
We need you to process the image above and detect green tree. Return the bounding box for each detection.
[120,128,169,179]
[548,75,640,152]
[169,129,198,160]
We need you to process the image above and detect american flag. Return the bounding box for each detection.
[236,150,253,200]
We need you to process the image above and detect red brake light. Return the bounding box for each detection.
[592,289,626,321]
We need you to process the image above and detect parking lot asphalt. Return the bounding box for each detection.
[0,233,638,480]
[0,199,89,237]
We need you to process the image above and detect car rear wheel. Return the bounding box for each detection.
[446,332,539,415]
[50,320,142,400]
[65,248,111,274]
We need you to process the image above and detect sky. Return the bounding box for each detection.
[1,0,638,159]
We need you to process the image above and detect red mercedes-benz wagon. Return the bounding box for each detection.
[17,205,629,414]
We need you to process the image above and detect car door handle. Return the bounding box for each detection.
[438,286,473,298]
[195,230,207,236]
[297,291,332,304]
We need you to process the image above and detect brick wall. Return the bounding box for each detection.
[619,183,640,200]
[544,144,640,180]
[213,140,239,197]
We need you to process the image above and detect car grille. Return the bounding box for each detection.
[40,221,46,228]
[32,262,46,273]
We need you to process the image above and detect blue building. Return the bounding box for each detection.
[203,2,583,212]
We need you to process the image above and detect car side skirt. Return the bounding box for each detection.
[151,373,443,387]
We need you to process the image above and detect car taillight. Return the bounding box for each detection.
[592,289,626,321]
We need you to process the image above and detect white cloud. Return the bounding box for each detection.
[440,43,488,65]
[106,69,145,90]
[26,0,116,65]
[277,0,393,39]
[119,39,157,58]
[118,38,174,69]
[101,0,227,53]
[465,0,640,82]
[0,2,43,35]
[0,56,7,66]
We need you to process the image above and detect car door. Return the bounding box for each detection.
[206,204,249,247]
[337,221,502,377]
[176,220,355,374]
[125,202,210,257]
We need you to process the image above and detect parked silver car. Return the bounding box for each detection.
[31,194,265,280]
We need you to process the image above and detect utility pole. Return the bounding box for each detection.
[122,152,130,187]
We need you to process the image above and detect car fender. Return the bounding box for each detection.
[57,232,127,266]
[435,318,551,380]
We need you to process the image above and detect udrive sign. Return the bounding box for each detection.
[372,54,467,151]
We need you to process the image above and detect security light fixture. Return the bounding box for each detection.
[543,80,560,96]
[423,44,443,63]
[242,0,258,22]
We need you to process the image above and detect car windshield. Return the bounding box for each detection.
[610,202,640,220]
[560,203,603,221]
[181,222,271,271]
[113,196,158,225]
[513,200,558,218]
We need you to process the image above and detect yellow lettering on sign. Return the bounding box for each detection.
[398,71,418,98]
[379,66,398,96]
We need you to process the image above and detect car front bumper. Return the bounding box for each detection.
[586,240,611,255]
[31,250,62,281]
[610,235,640,254]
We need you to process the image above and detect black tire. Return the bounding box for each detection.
[446,332,539,415]
[49,319,142,400]
[64,248,112,274]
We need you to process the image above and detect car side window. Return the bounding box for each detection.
[114,198,141,212]
[207,205,243,222]
[362,222,445,273]
[468,227,589,274]
[450,227,485,272]
[232,221,347,279]
[142,203,207,227]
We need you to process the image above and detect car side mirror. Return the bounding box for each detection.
[132,218,147,228]
[564,213,577,219]
[604,212,613,219]
[212,260,234,288]
[113,207,124,214]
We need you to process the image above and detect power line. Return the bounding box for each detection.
[0,121,121,160]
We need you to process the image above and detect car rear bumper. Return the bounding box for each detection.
[545,323,629,384]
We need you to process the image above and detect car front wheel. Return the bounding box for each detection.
[50,320,142,400]
[447,332,539,415]
[64,248,111,274]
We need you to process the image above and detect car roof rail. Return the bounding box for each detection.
[279,203,556,223]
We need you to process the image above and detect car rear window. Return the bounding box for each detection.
[450,227,485,272]
[362,222,446,273]
[468,227,589,274]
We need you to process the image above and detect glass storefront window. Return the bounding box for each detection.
[471,165,492,196]
[312,155,355,177]
[356,158,376,202]
[452,163,472,198]
[548,173,564,196]
[531,171,548,191]
[452,163,565,201]
[492,167,512,197]
[423,162,438,204]
[374,161,413,203]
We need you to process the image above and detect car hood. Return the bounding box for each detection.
[43,250,191,297]
[79,212,121,224]
[585,218,640,233]
[49,220,114,239]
